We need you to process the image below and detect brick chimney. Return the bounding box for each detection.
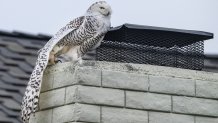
[29,61,218,123]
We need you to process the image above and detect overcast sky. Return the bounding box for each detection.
[0,0,217,54]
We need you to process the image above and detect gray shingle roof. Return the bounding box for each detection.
[0,30,50,123]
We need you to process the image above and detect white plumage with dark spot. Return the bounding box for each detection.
[20,1,112,122]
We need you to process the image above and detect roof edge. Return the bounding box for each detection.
[0,30,51,40]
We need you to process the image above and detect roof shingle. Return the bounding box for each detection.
[0,30,50,123]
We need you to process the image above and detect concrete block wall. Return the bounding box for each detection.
[30,61,218,123]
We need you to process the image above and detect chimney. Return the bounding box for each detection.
[29,61,218,123]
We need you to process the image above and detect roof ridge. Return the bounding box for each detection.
[0,30,51,40]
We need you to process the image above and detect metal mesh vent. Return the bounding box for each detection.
[96,24,213,70]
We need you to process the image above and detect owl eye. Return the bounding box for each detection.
[100,7,105,9]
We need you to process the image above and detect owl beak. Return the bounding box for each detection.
[106,11,110,16]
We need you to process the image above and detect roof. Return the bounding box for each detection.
[0,30,50,123]
[203,54,218,73]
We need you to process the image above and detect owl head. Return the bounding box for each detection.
[87,1,112,17]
